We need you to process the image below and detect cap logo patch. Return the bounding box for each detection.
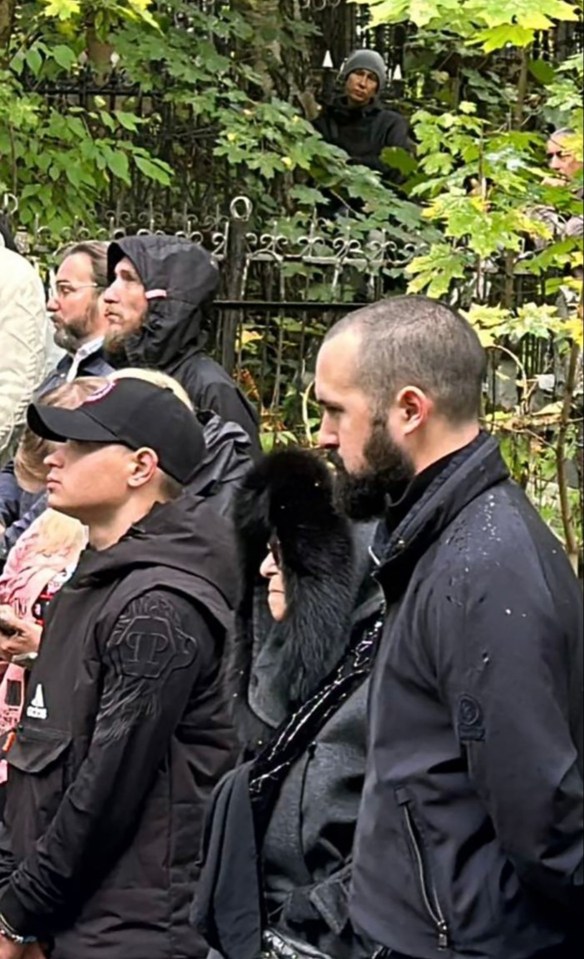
[85,382,117,404]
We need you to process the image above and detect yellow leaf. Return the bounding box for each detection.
[240,330,262,345]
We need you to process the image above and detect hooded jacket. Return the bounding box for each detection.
[106,236,260,455]
[350,433,583,959]
[0,493,238,959]
[314,96,411,177]
[195,450,384,959]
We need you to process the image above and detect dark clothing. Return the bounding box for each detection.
[34,346,113,399]
[0,347,113,535]
[0,215,17,252]
[195,450,384,959]
[107,236,261,455]
[314,96,410,177]
[351,433,583,959]
[195,621,381,959]
[192,409,254,520]
[0,494,238,959]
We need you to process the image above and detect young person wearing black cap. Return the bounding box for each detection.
[314,49,412,179]
[0,377,238,959]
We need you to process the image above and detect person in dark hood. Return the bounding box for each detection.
[314,49,411,179]
[193,448,385,959]
[0,377,238,959]
[315,295,583,959]
[103,236,261,456]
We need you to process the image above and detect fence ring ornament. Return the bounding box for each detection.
[230,195,253,222]
[1,193,18,215]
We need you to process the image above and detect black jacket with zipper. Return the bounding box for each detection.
[107,235,261,456]
[350,432,583,959]
[314,96,411,177]
[0,494,239,959]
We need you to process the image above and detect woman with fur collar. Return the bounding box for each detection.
[194,447,384,959]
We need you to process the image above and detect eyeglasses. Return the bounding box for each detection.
[52,283,100,299]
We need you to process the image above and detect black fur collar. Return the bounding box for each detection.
[229,448,357,749]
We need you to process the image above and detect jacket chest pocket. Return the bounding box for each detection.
[6,725,72,844]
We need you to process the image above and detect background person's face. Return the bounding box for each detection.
[47,253,101,353]
[316,331,415,519]
[43,440,134,524]
[345,68,379,106]
[259,547,287,622]
[546,135,583,181]
[103,256,148,354]
[316,331,376,475]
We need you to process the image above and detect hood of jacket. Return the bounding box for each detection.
[228,448,373,747]
[107,235,220,370]
[73,491,238,620]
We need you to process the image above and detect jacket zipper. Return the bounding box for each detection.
[401,802,449,951]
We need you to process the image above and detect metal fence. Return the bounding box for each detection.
[3,189,564,430]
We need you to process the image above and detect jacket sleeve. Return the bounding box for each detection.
[0,589,221,936]
[3,493,47,551]
[427,558,583,913]
[0,462,21,528]
[197,381,261,458]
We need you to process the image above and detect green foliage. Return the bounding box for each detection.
[359,0,580,51]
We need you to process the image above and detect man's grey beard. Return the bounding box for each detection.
[331,420,415,521]
[52,306,99,353]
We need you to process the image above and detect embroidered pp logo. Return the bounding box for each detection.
[457,693,485,742]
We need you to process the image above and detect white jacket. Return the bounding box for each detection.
[0,248,48,459]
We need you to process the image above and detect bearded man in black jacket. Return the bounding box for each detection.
[0,377,238,959]
[315,296,583,959]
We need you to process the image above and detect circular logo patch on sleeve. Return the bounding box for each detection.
[457,694,485,742]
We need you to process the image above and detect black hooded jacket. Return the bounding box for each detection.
[194,450,384,959]
[107,236,260,455]
[350,433,583,959]
[0,494,239,959]
[315,96,411,177]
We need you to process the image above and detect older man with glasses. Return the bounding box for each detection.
[0,241,113,553]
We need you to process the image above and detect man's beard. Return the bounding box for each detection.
[331,420,415,521]
[53,306,98,353]
[103,326,129,358]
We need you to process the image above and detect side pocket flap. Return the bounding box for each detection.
[306,864,352,936]
[8,727,71,774]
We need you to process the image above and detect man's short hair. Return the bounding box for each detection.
[58,240,109,290]
[325,295,486,424]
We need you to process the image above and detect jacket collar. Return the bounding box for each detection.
[371,433,509,600]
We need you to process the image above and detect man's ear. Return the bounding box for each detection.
[395,386,433,435]
[128,448,159,488]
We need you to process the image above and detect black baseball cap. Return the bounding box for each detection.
[26,378,206,485]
